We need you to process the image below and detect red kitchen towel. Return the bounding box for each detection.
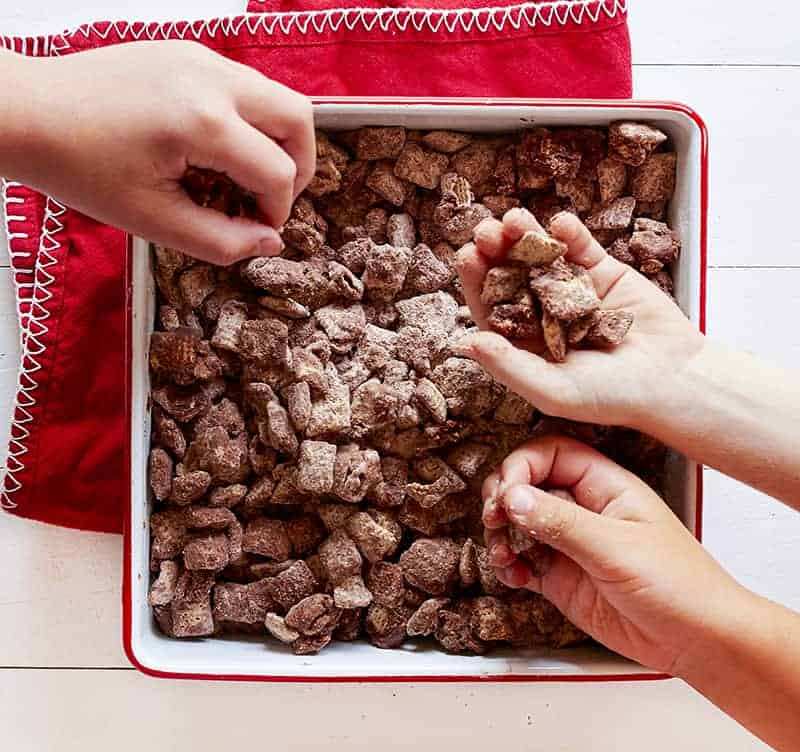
[1,0,632,533]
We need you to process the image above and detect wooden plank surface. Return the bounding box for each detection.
[0,1,797,750]
[0,670,768,751]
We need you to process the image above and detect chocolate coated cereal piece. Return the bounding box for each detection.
[487,293,542,340]
[609,121,667,166]
[434,604,487,654]
[387,213,417,249]
[480,266,528,306]
[529,259,601,322]
[356,127,406,161]
[451,142,498,187]
[334,608,364,641]
[333,574,373,609]
[332,444,382,503]
[296,440,337,495]
[266,560,319,612]
[366,161,408,206]
[362,244,410,302]
[365,603,411,649]
[508,228,569,267]
[346,510,402,563]
[542,310,567,363]
[597,157,628,204]
[264,612,300,644]
[242,518,291,561]
[458,539,480,587]
[285,593,341,636]
[149,448,173,501]
[394,143,450,190]
[148,560,181,606]
[422,130,473,153]
[470,596,515,642]
[406,597,450,637]
[629,217,680,272]
[319,529,363,585]
[406,244,453,294]
[169,470,211,505]
[584,310,634,347]
[366,561,406,609]
[632,152,677,202]
[585,196,636,232]
[399,537,460,595]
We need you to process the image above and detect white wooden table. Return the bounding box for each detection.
[1,2,797,749]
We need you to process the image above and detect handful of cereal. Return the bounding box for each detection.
[147,121,677,655]
[481,230,634,362]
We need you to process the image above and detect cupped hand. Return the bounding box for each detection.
[14,41,315,264]
[455,208,705,428]
[482,435,745,675]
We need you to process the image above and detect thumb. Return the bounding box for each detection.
[502,485,621,576]
[454,331,575,416]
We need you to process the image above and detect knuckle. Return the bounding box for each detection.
[191,104,227,140]
[273,154,298,188]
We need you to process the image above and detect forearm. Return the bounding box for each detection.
[639,339,800,510]
[1,50,62,187]
[676,587,800,751]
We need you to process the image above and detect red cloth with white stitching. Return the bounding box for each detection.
[1,1,632,533]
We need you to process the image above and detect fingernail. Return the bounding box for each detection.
[483,476,500,506]
[489,543,514,567]
[257,235,283,256]
[505,485,537,521]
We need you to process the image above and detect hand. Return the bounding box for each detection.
[5,42,315,264]
[482,434,747,675]
[455,208,705,427]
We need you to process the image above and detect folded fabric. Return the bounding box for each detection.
[0,0,632,533]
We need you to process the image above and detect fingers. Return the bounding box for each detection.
[453,330,570,412]
[501,484,622,576]
[233,71,316,198]
[496,434,643,516]
[472,208,543,262]
[143,188,283,265]
[481,472,508,529]
[502,206,544,241]
[206,120,298,228]
[549,212,629,299]
[455,243,491,329]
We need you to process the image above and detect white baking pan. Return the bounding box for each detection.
[125,99,707,682]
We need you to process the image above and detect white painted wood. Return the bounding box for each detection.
[636,66,800,268]
[0,269,21,468]
[0,1,797,749]
[627,0,800,66]
[0,207,9,268]
[0,670,769,751]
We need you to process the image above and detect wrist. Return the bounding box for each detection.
[671,581,761,685]
[628,335,714,438]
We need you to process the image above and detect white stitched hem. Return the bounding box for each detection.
[0,194,66,510]
[50,0,627,54]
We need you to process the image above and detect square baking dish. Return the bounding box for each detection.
[124,99,707,682]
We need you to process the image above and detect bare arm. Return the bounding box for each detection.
[676,590,800,752]
[485,436,800,751]
[641,341,800,510]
